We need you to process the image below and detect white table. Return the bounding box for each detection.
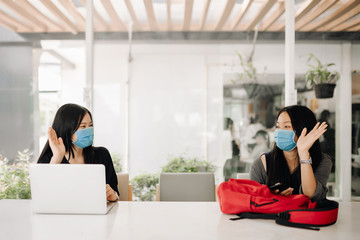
[0,200,359,240]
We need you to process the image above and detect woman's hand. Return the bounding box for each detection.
[106,184,118,202]
[274,187,294,196]
[296,122,327,157]
[48,127,66,164]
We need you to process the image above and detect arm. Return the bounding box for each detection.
[249,155,267,184]
[300,155,332,201]
[297,122,328,198]
[98,147,119,200]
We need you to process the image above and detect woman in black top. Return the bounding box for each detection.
[37,103,119,201]
[249,105,332,202]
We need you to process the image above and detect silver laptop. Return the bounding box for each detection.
[30,164,115,214]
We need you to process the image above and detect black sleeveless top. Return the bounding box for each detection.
[265,153,301,194]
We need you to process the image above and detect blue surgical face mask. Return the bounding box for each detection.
[73,127,94,149]
[274,129,296,152]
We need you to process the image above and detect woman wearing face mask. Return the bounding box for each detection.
[249,105,332,202]
[37,103,119,201]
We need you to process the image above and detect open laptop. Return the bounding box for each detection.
[29,164,115,214]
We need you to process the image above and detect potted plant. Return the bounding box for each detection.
[304,53,339,98]
[130,155,217,201]
[110,152,122,173]
[232,51,266,99]
[130,173,159,201]
[0,150,32,199]
[161,154,217,173]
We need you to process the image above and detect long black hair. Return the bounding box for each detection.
[37,103,95,163]
[267,105,322,186]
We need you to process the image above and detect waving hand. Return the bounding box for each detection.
[296,122,327,153]
[48,127,66,163]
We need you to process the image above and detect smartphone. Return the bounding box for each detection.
[268,182,288,192]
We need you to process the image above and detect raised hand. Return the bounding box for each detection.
[296,122,327,153]
[48,127,66,164]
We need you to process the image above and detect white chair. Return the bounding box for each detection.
[157,173,215,202]
[116,173,132,201]
[236,173,250,179]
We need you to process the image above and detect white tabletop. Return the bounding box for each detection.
[0,200,359,240]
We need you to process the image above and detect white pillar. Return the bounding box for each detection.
[285,0,297,106]
[85,0,94,112]
[125,22,133,174]
[336,42,352,201]
[33,49,42,159]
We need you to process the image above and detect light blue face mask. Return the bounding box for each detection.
[274,129,297,152]
[73,127,94,149]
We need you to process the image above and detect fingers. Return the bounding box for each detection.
[279,187,293,196]
[106,185,112,197]
[48,127,57,145]
[304,122,328,139]
[309,122,320,134]
[58,137,64,146]
[300,128,307,137]
[106,184,118,201]
[313,122,328,139]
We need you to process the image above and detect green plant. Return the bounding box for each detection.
[130,173,159,201]
[0,149,32,199]
[232,51,267,84]
[161,154,217,173]
[111,152,122,173]
[130,155,217,201]
[304,53,339,87]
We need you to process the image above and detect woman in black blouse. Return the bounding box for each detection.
[37,103,119,201]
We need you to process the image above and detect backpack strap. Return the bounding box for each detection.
[230,212,320,231]
[230,199,338,231]
[230,212,277,221]
[275,199,338,231]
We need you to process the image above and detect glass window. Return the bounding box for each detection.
[352,72,360,198]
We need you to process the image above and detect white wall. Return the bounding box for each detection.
[57,41,358,181]
[93,45,128,162]
[129,54,206,174]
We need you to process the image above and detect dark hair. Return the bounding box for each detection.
[225,117,234,130]
[319,110,331,127]
[319,110,330,121]
[254,130,270,148]
[267,105,322,186]
[37,103,95,163]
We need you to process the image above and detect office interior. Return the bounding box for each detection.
[0,0,359,202]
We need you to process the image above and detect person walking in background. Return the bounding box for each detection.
[223,118,245,181]
[251,130,270,161]
[319,110,335,172]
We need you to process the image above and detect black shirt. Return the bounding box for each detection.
[265,153,301,194]
[38,146,119,196]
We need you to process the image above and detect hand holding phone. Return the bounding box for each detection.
[268,182,288,192]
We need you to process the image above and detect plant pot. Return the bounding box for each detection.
[242,83,259,99]
[314,84,336,99]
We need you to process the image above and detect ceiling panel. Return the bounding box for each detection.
[0,0,358,35]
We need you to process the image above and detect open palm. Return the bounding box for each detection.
[296,122,327,153]
[48,127,66,159]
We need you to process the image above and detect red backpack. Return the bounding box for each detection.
[217,179,338,230]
